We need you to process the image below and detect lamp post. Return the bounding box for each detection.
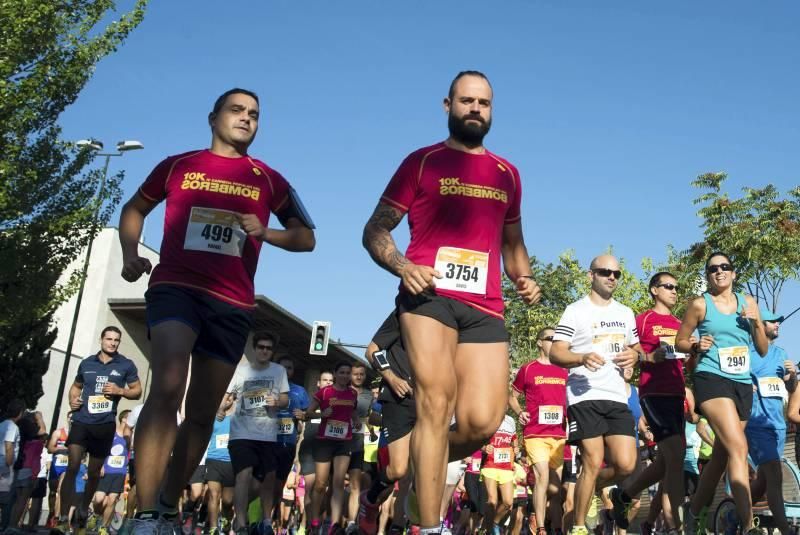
[49,139,144,432]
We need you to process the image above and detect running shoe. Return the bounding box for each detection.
[344,522,357,535]
[209,528,219,535]
[746,529,766,535]
[639,521,653,535]
[357,491,380,535]
[608,487,631,530]
[88,515,100,532]
[567,527,589,535]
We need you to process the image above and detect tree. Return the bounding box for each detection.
[689,172,800,313]
[0,0,148,410]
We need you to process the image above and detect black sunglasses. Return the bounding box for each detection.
[256,344,274,351]
[706,263,733,274]
[540,336,554,342]
[592,268,622,279]
[657,283,679,291]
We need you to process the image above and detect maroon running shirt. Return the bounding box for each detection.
[380,142,522,319]
[512,360,568,439]
[636,310,685,397]
[314,385,358,442]
[139,150,291,309]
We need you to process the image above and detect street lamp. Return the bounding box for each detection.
[49,139,144,432]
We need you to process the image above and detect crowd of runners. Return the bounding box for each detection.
[0,71,797,535]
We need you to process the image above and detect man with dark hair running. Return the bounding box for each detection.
[610,272,691,533]
[118,87,316,535]
[57,326,141,533]
[362,70,540,535]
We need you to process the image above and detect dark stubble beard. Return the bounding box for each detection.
[448,112,491,148]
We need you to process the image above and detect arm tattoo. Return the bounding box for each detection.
[362,203,409,276]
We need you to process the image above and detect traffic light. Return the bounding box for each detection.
[309,321,331,356]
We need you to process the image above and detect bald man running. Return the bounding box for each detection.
[549,255,642,535]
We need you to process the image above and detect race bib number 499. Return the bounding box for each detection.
[184,207,246,257]
[433,247,489,295]
[719,346,749,374]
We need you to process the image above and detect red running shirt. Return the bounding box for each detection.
[482,415,517,471]
[139,150,291,309]
[314,385,357,441]
[381,142,522,319]
[512,360,568,439]
[466,450,483,474]
[636,310,685,397]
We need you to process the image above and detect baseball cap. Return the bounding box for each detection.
[760,306,784,323]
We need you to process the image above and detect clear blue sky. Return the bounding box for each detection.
[59,1,800,356]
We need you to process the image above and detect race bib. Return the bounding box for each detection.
[282,487,295,501]
[278,418,295,435]
[493,448,512,465]
[55,455,69,467]
[591,333,626,359]
[433,247,489,295]
[364,428,380,446]
[184,207,246,257]
[215,434,229,449]
[758,377,786,398]
[718,346,749,374]
[352,418,367,434]
[659,336,686,359]
[471,458,481,472]
[87,395,112,414]
[107,456,125,469]
[323,419,349,439]
[538,405,563,425]
[243,389,270,410]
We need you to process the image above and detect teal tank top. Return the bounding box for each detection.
[694,292,753,384]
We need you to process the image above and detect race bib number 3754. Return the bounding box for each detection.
[433,247,489,295]
[184,207,247,257]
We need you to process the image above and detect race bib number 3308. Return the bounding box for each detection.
[433,247,489,294]
[184,207,246,257]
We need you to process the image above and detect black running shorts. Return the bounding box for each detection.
[640,396,685,442]
[66,421,116,459]
[692,372,753,421]
[567,400,635,444]
[396,292,509,344]
[228,439,277,482]
[145,284,254,366]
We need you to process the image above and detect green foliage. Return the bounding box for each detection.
[689,172,800,312]
[0,0,148,409]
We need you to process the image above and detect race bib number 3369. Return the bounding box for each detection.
[433,247,489,295]
[184,207,246,257]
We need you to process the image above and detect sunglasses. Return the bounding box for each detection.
[656,283,679,291]
[256,344,274,351]
[540,336,554,342]
[592,268,622,279]
[706,263,733,274]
